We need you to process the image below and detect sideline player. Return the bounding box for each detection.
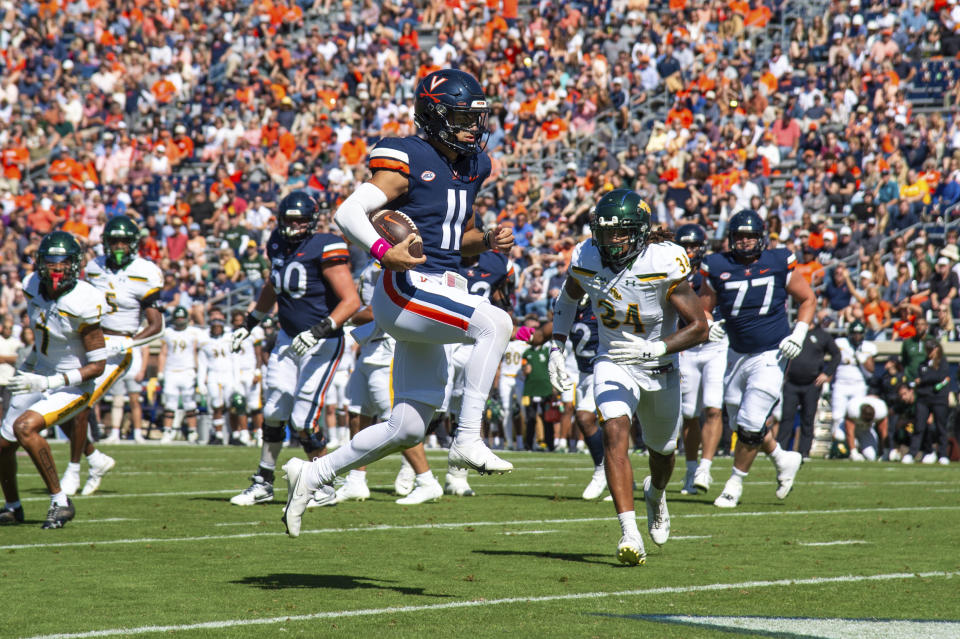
[0,232,108,528]
[282,69,515,537]
[831,321,876,442]
[550,189,709,565]
[498,326,528,451]
[230,309,265,445]
[700,210,814,508]
[843,395,888,461]
[229,191,360,507]
[157,307,202,442]
[672,224,727,495]
[198,307,236,445]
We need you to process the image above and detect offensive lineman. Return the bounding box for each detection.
[673,224,727,495]
[549,189,709,565]
[282,69,516,537]
[229,191,360,507]
[700,210,814,508]
[0,232,108,528]
[157,307,202,442]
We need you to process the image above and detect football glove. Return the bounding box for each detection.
[707,319,727,342]
[231,327,250,353]
[9,372,63,395]
[290,317,337,357]
[778,321,809,360]
[608,333,667,365]
[548,342,573,393]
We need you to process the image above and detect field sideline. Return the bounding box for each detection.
[4,443,959,638]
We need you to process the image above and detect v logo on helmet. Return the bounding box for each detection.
[429,76,448,92]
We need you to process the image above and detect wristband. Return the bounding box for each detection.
[370,238,392,261]
[483,229,494,250]
[66,369,83,386]
[86,347,107,362]
[244,309,267,331]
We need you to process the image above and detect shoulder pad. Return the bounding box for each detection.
[368,137,412,176]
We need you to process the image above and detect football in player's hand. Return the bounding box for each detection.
[369,210,423,257]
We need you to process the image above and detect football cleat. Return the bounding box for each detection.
[887,448,902,462]
[281,458,315,537]
[397,473,444,505]
[41,499,75,529]
[0,505,24,525]
[444,466,475,496]
[714,479,742,508]
[616,534,646,566]
[939,457,950,466]
[230,475,274,506]
[849,448,865,462]
[334,474,370,502]
[680,468,697,495]
[901,454,914,464]
[160,429,176,443]
[104,430,121,443]
[774,451,802,500]
[921,452,938,464]
[394,458,416,496]
[693,465,712,493]
[306,485,338,508]
[133,430,147,443]
[81,454,116,496]
[643,476,670,546]
[448,439,513,475]
[60,469,81,497]
[582,466,607,500]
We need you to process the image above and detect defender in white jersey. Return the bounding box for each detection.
[0,232,108,529]
[831,321,876,441]
[230,309,265,445]
[843,395,888,461]
[157,307,203,441]
[550,190,708,566]
[499,337,527,450]
[60,215,164,496]
[198,308,236,444]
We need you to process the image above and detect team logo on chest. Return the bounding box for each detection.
[421,170,436,182]
[719,272,731,280]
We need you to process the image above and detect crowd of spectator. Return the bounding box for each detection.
[1,0,960,352]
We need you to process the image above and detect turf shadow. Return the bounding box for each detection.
[472,549,610,565]
[231,573,454,597]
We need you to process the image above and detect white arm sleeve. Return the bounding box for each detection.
[552,286,578,340]
[333,182,390,252]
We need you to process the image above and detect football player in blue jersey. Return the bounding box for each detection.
[229,191,361,508]
[699,210,816,508]
[674,224,727,496]
[281,69,517,537]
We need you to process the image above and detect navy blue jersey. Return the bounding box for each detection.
[701,248,795,354]
[267,230,348,336]
[569,302,599,373]
[461,251,509,299]
[368,136,491,275]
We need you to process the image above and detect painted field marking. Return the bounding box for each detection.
[502,530,558,535]
[23,571,960,639]
[798,540,869,547]
[3,505,959,552]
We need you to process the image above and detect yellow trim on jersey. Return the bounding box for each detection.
[665,278,683,300]
[77,321,101,334]
[571,266,597,277]
[143,286,161,299]
[89,351,134,405]
[128,275,149,282]
[59,309,79,319]
[23,290,34,299]
[87,272,101,277]
[635,273,668,282]
[43,393,91,427]
[388,359,394,408]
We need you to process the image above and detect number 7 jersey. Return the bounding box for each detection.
[700,248,794,355]
[568,239,690,370]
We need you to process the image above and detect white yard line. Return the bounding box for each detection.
[4,505,959,551]
[23,571,960,639]
[798,540,869,547]
[502,530,558,535]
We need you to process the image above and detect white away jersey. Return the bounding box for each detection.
[163,326,202,372]
[85,256,163,334]
[232,325,264,371]
[501,340,527,377]
[834,337,877,385]
[568,239,690,370]
[198,331,235,374]
[23,274,106,375]
[845,395,887,431]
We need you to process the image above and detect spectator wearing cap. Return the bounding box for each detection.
[833,225,857,261]
[795,245,825,287]
[930,256,960,317]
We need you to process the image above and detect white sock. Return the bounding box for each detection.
[698,458,713,473]
[415,470,434,484]
[447,465,468,480]
[66,462,81,474]
[729,466,748,486]
[685,459,697,474]
[86,450,107,466]
[618,510,641,537]
[348,469,367,482]
[455,418,482,442]
[768,443,785,465]
[51,492,69,507]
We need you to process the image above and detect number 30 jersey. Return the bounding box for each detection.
[368,135,492,275]
[266,229,348,337]
[700,248,794,355]
[23,273,106,375]
[568,239,690,371]
[85,255,163,334]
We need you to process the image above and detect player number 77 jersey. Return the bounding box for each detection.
[567,239,690,370]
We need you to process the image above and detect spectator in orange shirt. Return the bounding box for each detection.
[795,245,825,286]
[340,129,367,166]
[62,209,90,239]
[151,77,177,104]
[28,198,61,234]
[278,127,297,159]
[666,100,693,129]
[173,125,195,163]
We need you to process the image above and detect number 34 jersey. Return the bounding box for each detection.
[23,273,107,374]
[700,248,794,355]
[266,229,348,337]
[85,255,163,334]
[568,239,690,371]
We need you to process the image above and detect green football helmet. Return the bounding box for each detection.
[229,392,247,415]
[172,306,189,329]
[36,231,83,298]
[589,189,652,272]
[103,215,141,269]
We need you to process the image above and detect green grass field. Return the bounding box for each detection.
[4,443,960,639]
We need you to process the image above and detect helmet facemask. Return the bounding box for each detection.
[730,231,764,262]
[592,218,648,272]
[420,102,489,156]
[38,255,78,298]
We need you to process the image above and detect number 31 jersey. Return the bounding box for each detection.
[700,248,794,355]
[568,239,690,371]
[266,230,348,337]
[368,135,492,275]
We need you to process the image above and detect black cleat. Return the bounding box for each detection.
[0,505,24,525]
[41,499,75,529]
